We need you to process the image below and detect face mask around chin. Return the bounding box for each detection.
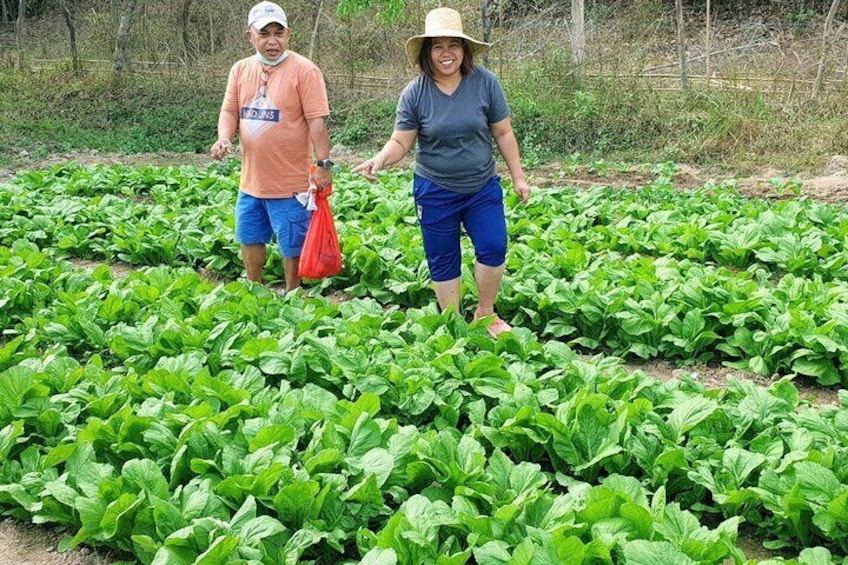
[257,51,289,66]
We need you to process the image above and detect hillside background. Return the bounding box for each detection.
[1,0,847,173]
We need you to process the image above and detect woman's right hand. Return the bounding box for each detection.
[352,155,383,182]
[353,132,415,181]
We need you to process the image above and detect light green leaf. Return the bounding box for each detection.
[361,447,394,487]
[273,481,321,529]
[798,546,835,565]
[150,546,194,565]
[654,503,701,543]
[100,493,143,539]
[344,474,383,505]
[666,397,717,441]
[122,459,169,499]
[248,424,296,452]
[0,366,34,420]
[472,540,511,564]
[237,516,287,546]
[722,448,766,488]
[195,535,239,564]
[0,420,24,459]
[621,540,697,565]
[282,528,328,565]
[348,413,382,458]
[360,547,398,565]
[258,351,291,375]
[619,502,653,539]
[796,462,842,506]
[229,495,257,534]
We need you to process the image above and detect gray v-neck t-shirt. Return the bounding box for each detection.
[394,66,510,193]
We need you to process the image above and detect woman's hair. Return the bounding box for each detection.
[418,38,475,80]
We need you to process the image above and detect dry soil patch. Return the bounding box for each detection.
[0,520,116,565]
[532,157,848,204]
[623,358,841,406]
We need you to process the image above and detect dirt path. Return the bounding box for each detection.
[0,520,116,565]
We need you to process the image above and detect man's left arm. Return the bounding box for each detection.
[308,116,332,188]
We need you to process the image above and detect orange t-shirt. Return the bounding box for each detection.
[218,52,329,198]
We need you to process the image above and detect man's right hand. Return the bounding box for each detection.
[211,139,232,160]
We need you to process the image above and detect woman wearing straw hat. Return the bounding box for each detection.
[353,7,531,338]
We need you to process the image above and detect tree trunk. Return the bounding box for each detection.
[480,0,495,67]
[705,0,711,80]
[812,0,844,97]
[308,0,324,62]
[674,0,688,89]
[14,0,24,48]
[113,0,141,76]
[61,1,80,72]
[181,0,193,67]
[570,0,585,77]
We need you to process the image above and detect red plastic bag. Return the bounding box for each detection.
[298,181,342,279]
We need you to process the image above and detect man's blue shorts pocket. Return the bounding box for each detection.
[235,192,313,258]
[286,212,310,256]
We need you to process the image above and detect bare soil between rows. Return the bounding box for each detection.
[1,150,847,564]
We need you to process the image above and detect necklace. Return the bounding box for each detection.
[258,64,272,98]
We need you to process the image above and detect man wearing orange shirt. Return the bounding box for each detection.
[211,1,333,291]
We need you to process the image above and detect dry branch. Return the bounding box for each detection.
[643,42,778,73]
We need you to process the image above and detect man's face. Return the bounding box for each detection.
[248,22,290,60]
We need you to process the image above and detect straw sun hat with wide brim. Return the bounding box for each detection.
[405,8,490,68]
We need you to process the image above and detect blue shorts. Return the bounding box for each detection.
[235,192,312,258]
[413,175,507,282]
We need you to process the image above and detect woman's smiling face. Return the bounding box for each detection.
[429,36,465,80]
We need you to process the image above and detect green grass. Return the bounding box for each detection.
[326,98,397,149]
[503,65,848,172]
[1,65,847,173]
[0,70,223,167]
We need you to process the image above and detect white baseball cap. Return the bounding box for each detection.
[248,1,288,30]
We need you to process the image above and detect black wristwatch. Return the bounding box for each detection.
[315,159,335,169]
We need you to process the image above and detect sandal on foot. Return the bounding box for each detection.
[487,317,512,338]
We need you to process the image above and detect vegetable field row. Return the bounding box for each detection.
[4,163,848,385]
[2,162,848,564]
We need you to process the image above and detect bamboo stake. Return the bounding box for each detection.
[674,0,688,89]
[812,0,843,98]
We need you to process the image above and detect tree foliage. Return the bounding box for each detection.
[3,0,845,24]
[335,0,404,23]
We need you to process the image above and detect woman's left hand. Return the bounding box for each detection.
[513,180,531,203]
